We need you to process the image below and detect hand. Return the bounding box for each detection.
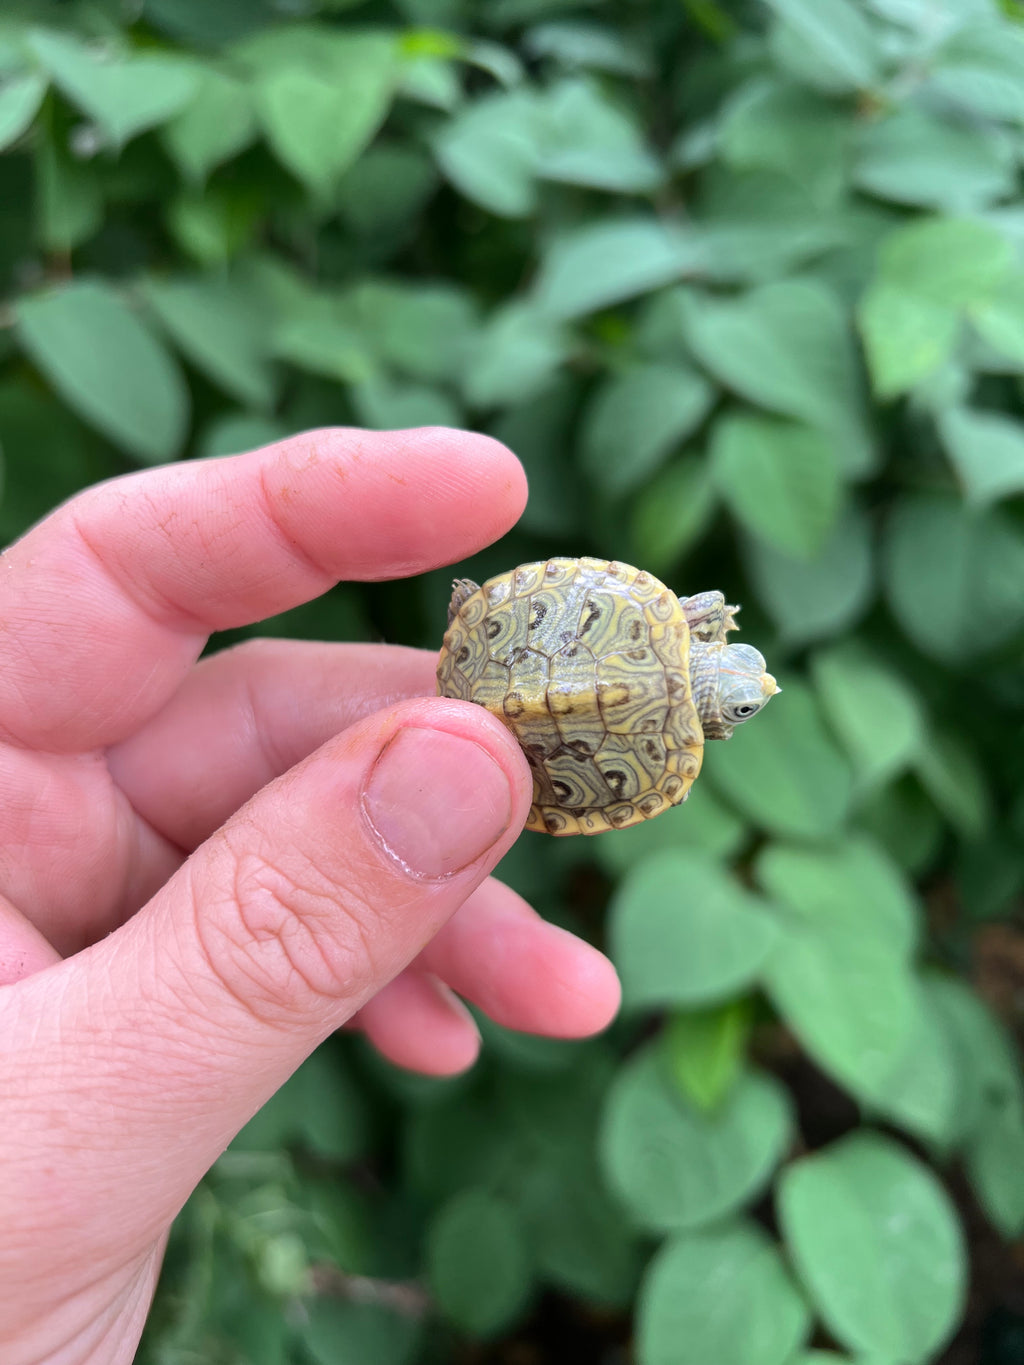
[0,427,620,1365]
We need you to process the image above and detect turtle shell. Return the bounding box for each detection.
[436,557,704,835]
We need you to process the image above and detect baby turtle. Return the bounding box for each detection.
[436,556,778,836]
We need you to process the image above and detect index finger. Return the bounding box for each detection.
[0,426,526,751]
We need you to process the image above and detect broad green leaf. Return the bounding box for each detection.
[638,1221,810,1365]
[28,29,197,145]
[197,413,288,458]
[303,1300,420,1365]
[351,282,479,384]
[523,21,652,76]
[757,836,918,958]
[712,413,842,559]
[427,1190,532,1335]
[519,1156,643,1307]
[462,302,570,407]
[853,106,1015,210]
[857,284,959,398]
[628,455,718,577]
[534,218,703,319]
[0,71,46,151]
[160,66,256,181]
[884,492,1024,662]
[744,501,875,646]
[914,730,991,839]
[609,850,780,1009]
[969,269,1024,368]
[855,781,944,878]
[811,642,925,790]
[580,363,713,496]
[337,144,439,239]
[707,680,853,838]
[778,1133,967,1362]
[665,1000,752,1112]
[351,376,461,431]
[142,276,276,409]
[433,89,543,216]
[682,279,874,476]
[871,217,1013,307]
[535,78,662,193]
[927,21,1024,120]
[968,1097,1024,1238]
[272,299,374,384]
[253,32,399,194]
[762,0,881,92]
[938,407,1024,505]
[595,780,745,877]
[600,1046,791,1232]
[719,78,846,205]
[15,280,189,463]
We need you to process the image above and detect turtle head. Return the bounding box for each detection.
[690,641,779,740]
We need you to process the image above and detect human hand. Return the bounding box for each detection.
[0,427,620,1365]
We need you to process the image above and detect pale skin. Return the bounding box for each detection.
[0,426,621,1365]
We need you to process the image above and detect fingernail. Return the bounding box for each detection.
[363,727,513,878]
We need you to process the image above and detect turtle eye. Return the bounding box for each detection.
[726,701,761,722]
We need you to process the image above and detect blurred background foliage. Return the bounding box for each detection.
[1,0,1023,1360]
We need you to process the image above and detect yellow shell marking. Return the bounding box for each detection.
[436,557,704,836]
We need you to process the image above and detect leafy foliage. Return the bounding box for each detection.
[0,0,1022,1361]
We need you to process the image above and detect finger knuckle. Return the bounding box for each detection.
[194,824,383,1028]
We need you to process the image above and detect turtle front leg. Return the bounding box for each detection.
[447,578,480,627]
[679,590,740,644]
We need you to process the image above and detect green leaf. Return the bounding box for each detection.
[28,29,198,146]
[15,280,189,463]
[160,66,257,181]
[272,298,374,384]
[757,839,959,1140]
[744,500,875,646]
[142,275,276,409]
[712,414,842,559]
[857,284,959,399]
[427,1190,532,1335]
[969,269,1024,368]
[523,21,652,76]
[872,216,1014,307]
[600,1046,791,1232]
[884,492,1024,663]
[665,1000,752,1112]
[763,0,882,92]
[707,680,853,838]
[938,406,1024,505]
[534,218,703,319]
[580,363,713,496]
[166,187,260,268]
[855,780,944,878]
[609,849,780,1009]
[253,32,399,194]
[859,217,1014,399]
[927,21,1024,122]
[682,279,874,477]
[595,781,745,878]
[914,730,992,840]
[351,281,479,384]
[351,375,461,430]
[0,71,46,151]
[854,106,1015,210]
[811,642,925,790]
[302,1300,420,1365]
[719,78,847,206]
[535,78,662,193]
[628,455,718,577]
[778,1132,967,1362]
[462,301,570,408]
[433,89,543,216]
[637,1221,810,1365]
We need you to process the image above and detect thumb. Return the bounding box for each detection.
[0,699,530,1308]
